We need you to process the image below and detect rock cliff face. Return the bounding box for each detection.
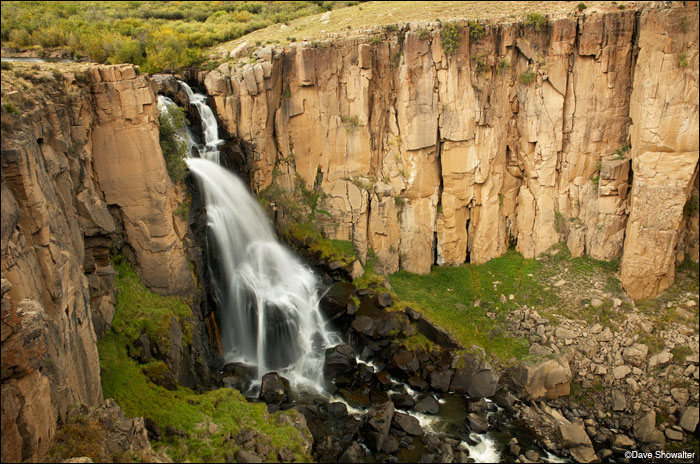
[200,2,698,296]
[1,63,193,461]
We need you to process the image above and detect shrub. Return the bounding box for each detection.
[3,102,19,115]
[524,12,548,32]
[577,3,588,12]
[496,57,511,75]
[0,61,12,70]
[472,54,488,74]
[384,24,398,33]
[418,29,431,41]
[468,20,485,41]
[341,114,359,133]
[441,22,461,55]
[679,51,688,68]
[519,70,535,84]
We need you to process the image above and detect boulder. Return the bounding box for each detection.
[414,395,440,415]
[680,406,698,433]
[235,450,263,463]
[506,356,571,400]
[392,412,424,436]
[259,372,290,405]
[377,292,393,308]
[365,401,394,452]
[467,413,488,433]
[339,442,365,463]
[323,344,357,379]
[429,369,454,393]
[633,411,665,445]
[622,343,648,367]
[557,423,596,463]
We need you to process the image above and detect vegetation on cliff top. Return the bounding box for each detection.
[98,258,312,462]
[1,1,358,72]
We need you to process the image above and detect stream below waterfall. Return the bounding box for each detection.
[157,83,568,463]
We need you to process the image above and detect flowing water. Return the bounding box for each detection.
[161,83,341,392]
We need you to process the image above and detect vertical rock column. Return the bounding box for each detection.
[621,5,700,299]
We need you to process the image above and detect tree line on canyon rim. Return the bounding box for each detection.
[0,1,360,72]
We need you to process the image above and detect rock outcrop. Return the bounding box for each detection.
[1,63,194,461]
[200,2,698,296]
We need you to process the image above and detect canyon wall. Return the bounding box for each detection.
[1,64,193,461]
[201,2,699,297]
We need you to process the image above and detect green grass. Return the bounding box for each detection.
[287,221,357,267]
[389,250,543,363]
[112,257,193,349]
[99,257,312,462]
[1,1,357,73]
[99,334,311,463]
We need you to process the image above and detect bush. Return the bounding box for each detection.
[441,22,461,55]
[418,28,430,41]
[519,70,535,84]
[0,61,12,70]
[577,3,588,12]
[3,102,19,115]
[679,51,688,68]
[524,12,548,32]
[468,20,485,41]
[496,57,511,75]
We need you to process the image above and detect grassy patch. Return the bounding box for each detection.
[519,70,535,84]
[99,334,311,463]
[288,221,357,267]
[99,259,312,462]
[389,250,544,363]
[112,257,193,348]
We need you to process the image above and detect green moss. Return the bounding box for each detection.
[389,250,540,362]
[288,221,357,266]
[158,104,189,183]
[341,114,359,133]
[3,102,19,115]
[98,333,311,462]
[112,257,193,348]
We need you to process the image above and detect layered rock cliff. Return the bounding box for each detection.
[200,2,699,298]
[1,63,195,461]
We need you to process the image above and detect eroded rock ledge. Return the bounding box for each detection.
[199,2,699,298]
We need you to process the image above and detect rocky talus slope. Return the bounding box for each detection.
[200,2,699,298]
[1,63,195,461]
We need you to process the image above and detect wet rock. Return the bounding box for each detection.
[390,393,416,410]
[392,412,424,436]
[351,316,375,336]
[366,401,395,452]
[467,413,488,433]
[429,369,453,393]
[324,344,357,380]
[414,395,439,414]
[321,282,355,321]
[339,442,365,463]
[466,398,488,413]
[259,372,290,405]
[220,362,256,392]
[381,435,400,453]
[524,449,540,461]
[389,350,421,376]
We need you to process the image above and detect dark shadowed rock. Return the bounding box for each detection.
[414,395,439,415]
[377,292,393,308]
[390,393,416,410]
[324,344,357,379]
[467,413,489,433]
[393,412,424,436]
[429,369,453,393]
[389,350,420,376]
[339,441,365,463]
[366,401,395,451]
[259,372,290,405]
[351,316,375,336]
[408,375,429,391]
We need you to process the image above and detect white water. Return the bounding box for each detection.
[161,82,341,392]
[459,436,501,463]
[179,82,223,164]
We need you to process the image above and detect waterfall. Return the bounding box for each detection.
[161,83,341,392]
[180,82,223,164]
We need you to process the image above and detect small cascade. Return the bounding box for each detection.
[160,82,341,392]
[157,95,198,156]
[179,82,223,164]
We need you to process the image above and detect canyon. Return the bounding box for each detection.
[1,1,698,463]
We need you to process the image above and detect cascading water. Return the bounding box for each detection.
[160,83,341,392]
